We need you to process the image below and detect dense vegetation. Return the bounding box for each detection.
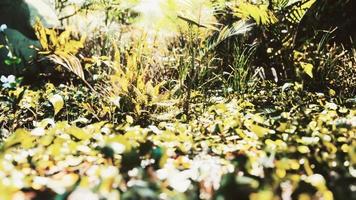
[0,0,355,200]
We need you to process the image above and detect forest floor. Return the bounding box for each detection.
[0,80,354,200]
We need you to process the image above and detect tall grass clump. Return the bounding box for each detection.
[223,44,260,94]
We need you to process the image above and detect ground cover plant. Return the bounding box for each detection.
[0,0,355,200]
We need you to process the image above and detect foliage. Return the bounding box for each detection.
[0,82,355,200]
[109,41,171,116]
[0,26,23,68]
[294,0,356,48]
[293,39,356,97]
[34,20,89,87]
[0,83,115,133]
[0,0,355,200]
[232,1,278,25]
[223,44,259,93]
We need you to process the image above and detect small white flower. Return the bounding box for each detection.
[0,76,7,83]
[1,75,16,88]
[7,75,16,82]
[0,24,7,32]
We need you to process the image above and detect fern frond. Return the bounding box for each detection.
[45,53,94,91]
[284,0,316,24]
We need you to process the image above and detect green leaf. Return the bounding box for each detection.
[4,59,12,66]
[4,57,22,66]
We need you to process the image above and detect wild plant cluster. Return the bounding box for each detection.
[0,1,355,200]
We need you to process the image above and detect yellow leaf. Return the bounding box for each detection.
[79,176,90,188]
[300,62,313,78]
[303,159,314,176]
[290,160,300,170]
[126,115,134,124]
[48,29,59,48]
[84,122,107,135]
[4,129,34,149]
[106,135,132,153]
[66,126,90,140]
[39,134,54,146]
[250,190,274,200]
[298,193,311,200]
[234,3,277,25]
[293,50,303,60]
[146,81,155,96]
[276,168,286,178]
[34,20,49,50]
[324,142,337,154]
[323,190,334,200]
[58,29,71,46]
[251,114,265,124]
[9,87,25,99]
[298,146,310,154]
[49,142,62,156]
[329,89,336,97]
[277,122,287,132]
[287,0,316,23]
[0,182,18,200]
[245,121,271,137]
[49,94,64,116]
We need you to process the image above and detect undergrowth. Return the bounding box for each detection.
[0,0,355,200]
